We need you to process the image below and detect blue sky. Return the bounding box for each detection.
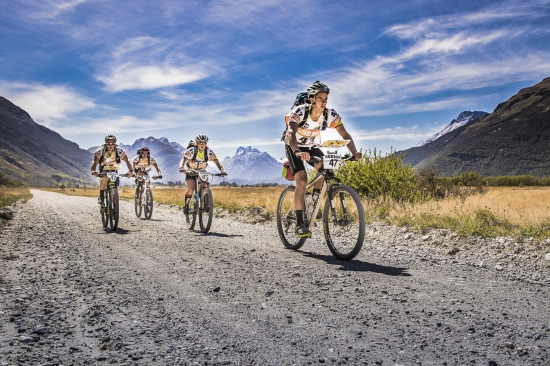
[1,0,550,160]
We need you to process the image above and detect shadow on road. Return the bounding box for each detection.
[99,228,131,235]
[299,251,411,276]
[195,232,244,238]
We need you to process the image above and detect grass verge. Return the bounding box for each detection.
[0,187,33,208]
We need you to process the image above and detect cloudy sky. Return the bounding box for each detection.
[1,0,549,159]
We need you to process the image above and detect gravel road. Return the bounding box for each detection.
[1,189,549,366]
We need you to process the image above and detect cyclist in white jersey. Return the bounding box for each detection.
[131,146,162,198]
[90,134,133,206]
[179,134,227,214]
[284,81,362,238]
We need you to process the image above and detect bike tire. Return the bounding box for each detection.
[199,188,214,233]
[185,198,197,230]
[134,187,142,218]
[101,196,107,228]
[109,188,119,231]
[144,188,153,220]
[323,185,365,261]
[276,185,307,250]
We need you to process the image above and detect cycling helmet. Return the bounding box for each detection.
[104,134,117,143]
[137,146,150,155]
[195,134,208,143]
[307,81,330,98]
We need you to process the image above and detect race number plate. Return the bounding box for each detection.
[323,154,341,170]
[198,172,210,181]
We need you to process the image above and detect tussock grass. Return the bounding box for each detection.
[382,187,550,239]
[0,187,32,208]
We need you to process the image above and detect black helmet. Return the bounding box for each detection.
[195,134,208,143]
[307,81,330,98]
[137,146,150,155]
[104,134,117,143]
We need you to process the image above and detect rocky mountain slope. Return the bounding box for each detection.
[0,96,94,187]
[415,111,488,147]
[401,76,550,176]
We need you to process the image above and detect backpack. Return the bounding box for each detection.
[282,93,329,141]
[99,145,121,164]
[281,160,295,181]
[187,140,195,149]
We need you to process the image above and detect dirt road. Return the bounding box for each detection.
[1,190,549,365]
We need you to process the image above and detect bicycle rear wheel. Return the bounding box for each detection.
[199,188,213,233]
[323,185,365,260]
[276,185,306,250]
[109,187,119,231]
[144,188,153,220]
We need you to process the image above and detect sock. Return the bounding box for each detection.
[313,189,321,199]
[99,190,105,199]
[296,210,304,225]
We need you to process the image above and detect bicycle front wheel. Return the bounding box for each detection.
[323,185,365,260]
[134,187,142,218]
[199,188,213,233]
[109,187,119,231]
[101,197,107,228]
[276,185,306,250]
[144,188,153,220]
[185,198,197,230]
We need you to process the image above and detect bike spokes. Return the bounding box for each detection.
[323,185,365,260]
[199,188,214,233]
[276,186,307,250]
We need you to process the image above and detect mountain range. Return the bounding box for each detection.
[415,111,488,147]
[400,76,550,176]
[0,96,93,187]
[88,140,285,184]
[2,75,550,186]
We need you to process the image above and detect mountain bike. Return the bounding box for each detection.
[184,170,226,233]
[276,140,366,261]
[134,174,162,219]
[100,172,122,231]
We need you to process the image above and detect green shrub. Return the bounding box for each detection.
[336,148,422,206]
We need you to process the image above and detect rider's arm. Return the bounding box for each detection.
[152,162,161,175]
[91,153,101,175]
[335,125,362,159]
[121,154,134,176]
[179,156,188,171]
[286,123,309,160]
[212,158,225,174]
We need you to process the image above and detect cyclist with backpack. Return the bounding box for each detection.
[91,134,133,207]
[179,134,227,214]
[284,81,362,238]
[131,146,162,198]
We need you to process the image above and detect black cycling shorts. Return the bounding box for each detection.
[285,145,324,175]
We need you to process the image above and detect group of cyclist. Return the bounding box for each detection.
[91,81,362,238]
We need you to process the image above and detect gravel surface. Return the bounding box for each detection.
[1,189,549,366]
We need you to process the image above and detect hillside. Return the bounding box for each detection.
[0,96,94,187]
[401,76,550,176]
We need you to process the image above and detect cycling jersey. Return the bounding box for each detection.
[94,147,126,171]
[284,105,343,147]
[183,147,217,170]
[131,155,157,172]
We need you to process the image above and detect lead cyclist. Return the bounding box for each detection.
[283,81,362,238]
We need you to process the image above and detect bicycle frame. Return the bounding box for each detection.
[188,171,214,211]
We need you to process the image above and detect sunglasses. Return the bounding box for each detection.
[106,142,116,145]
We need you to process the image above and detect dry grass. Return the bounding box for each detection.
[41,186,285,212]
[40,186,550,238]
[0,187,33,208]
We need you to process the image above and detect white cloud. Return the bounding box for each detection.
[97,63,210,92]
[19,0,88,20]
[0,82,95,127]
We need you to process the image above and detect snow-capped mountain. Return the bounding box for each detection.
[220,146,286,184]
[415,111,488,147]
